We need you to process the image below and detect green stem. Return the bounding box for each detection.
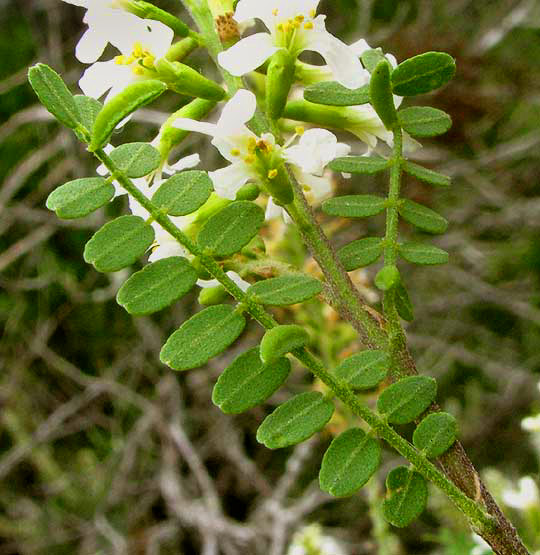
[94,146,494,534]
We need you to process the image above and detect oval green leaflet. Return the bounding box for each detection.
[197,201,265,257]
[403,161,451,188]
[109,143,161,178]
[413,412,458,458]
[116,256,198,315]
[28,64,80,130]
[46,177,114,219]
[395,281,414,322]
[370,60,397,130]
[73,95,102,132]
[338,237,384,271]
[377,376,437,425]
[212,347,291,414]
[256,391,334,449]
[83,215,155,273]
[319,428,381,497]
[152,171,213,216]
[399,242,449,265]
[323,195,387,219]
[329,156,390,175]
[398,199,448,234]
[247,275,322,306]
[160,305,246,371]
[375,265,400,292]
[90,80,167,151]
[382,466,428,527]
[303,81,370,106]
[391,51,456,96]
[398,106,452,138]
[260,325,310,364]
[361,49,386,73]
[334,350,390,389]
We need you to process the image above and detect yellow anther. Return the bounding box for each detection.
[247,137,257,152]
[244,155,255,164]
[295,14,305,22]
[132,66,145,76]
[132,41,143,57]
[309,9,316,17]
[143,55,155,67]
[295,126,305,136]
[115,55,126,65]
[303,184,312,192]
[293,20,301,28]
[304,21,314,30]
[272,8,279,16]
[230,148,241,156]
[267,169,278,179]
[257,139,272,153]
[277,22,285,32]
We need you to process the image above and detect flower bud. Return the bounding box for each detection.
[266,49,296,120]
[198,285,229,306]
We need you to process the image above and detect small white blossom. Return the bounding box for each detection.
[502,476,539,510]
[197,272,250,292]
[218,0,364,89]
[286,524,347,555]
[522,414,540,432]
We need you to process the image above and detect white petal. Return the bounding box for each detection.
[209,163,252,200]
[218,33,279,77]
[140,19,174,59]
[75,28,108,63]
[295,169,332,201]
[218,89,258,132]
[172,118,218,137]
[234,0,276,28]
[265,197,284,220]
[78,60,119,99]
[148,241,188,262]
[349,38,371,56]
[166,153,201,174]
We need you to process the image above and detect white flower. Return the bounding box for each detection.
[197,272,250,292]
[78,18,173,103]
[471,534,492,555]
[502,476,540,510]
[522,414,540,432]
[218,0,364,89]
[286,524,347,555]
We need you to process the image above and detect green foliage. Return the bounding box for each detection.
[247,275,322,306]
[303,81,370,106]
[329,156,390,174]
[90,80,167,150]
[413,412,458,458]
[83,215,155,273]
[375,265,400,291]
[260,325,310,363]
[73,95,102,132]
[398,199,448,234]
[319,428,381,496]
[391,52,456,96]
[361,49,386,72]
[338,237,384,270]
[395,282,414,321]
[212,347,291,414]
[46,177,114,219]
[403,161,451,187]
[116,256,198,315]
[266,49,296,119]
[399,242,449,265]
[370,60,398,130]
[160,305,246,371]
[28,64,80,130]
[377,376,437,424]
[334,350,390,389]
[197,201,264,257]
[382,466,428,527]
[256,392,334,449]
[108,142,161,178]
[322,195,387,218]
[398,106,452,138]
[152,171,213,216]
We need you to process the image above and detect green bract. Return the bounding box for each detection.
[28,64,80,130]
[109,143,161,178]
[46,177,114,219]
[212,347,291,414]
[413,412,458,458]
[116,257,198,315]
[391,51,456,96]
[197,201,264,257]
[377,376,437,424]
[399,242,449,265]
[382,467,428,527]
[303,81,370,106]
[334,350,390,389]
[403,161,451,187]
[247,275,322,306]
[323,195,387,219]
[152,171,213,216]
[370,60,397,130]
[375,265,400,291]
[398,199,448,234]
[266,49,296,119]
[90,80,167,151]
[260,325,310,364]
[329,156,390,175]
[338,237,384,271]
[83,215,155,273]
[319,428,381,497]
[398,106,452,138]
[256,392,334,449]
[160,305,246,371]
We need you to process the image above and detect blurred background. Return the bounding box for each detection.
[1,0,540,553]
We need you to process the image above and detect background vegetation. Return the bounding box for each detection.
[1,0,540,553]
